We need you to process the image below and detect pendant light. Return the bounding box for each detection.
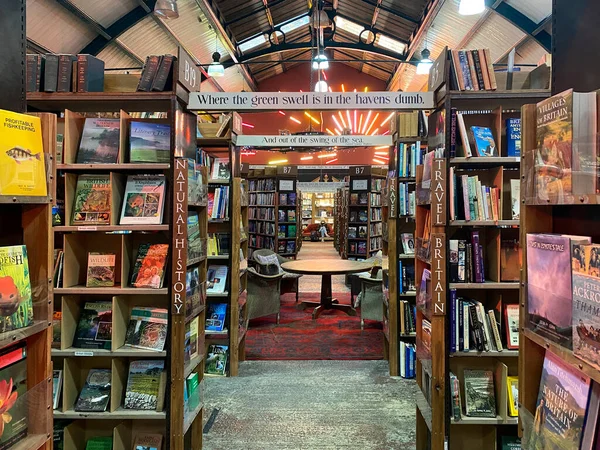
[416,48,433,75]
[459,0,485,15]
[207,52,225,77]
[312,53,329,70]
[154,0,179,19]
[314,80,328,92]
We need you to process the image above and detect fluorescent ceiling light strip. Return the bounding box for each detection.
[317,153,337,158]
[300,156,314,160]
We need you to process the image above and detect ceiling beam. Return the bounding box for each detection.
[224,0,289,26]
[335,48,394,75]
[361,0,419,24]
[27,38,53,54]
[262,0,286,72]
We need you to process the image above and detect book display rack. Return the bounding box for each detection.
[27,50,213,450]
[248,166,299,259]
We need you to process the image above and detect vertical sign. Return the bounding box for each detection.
[431,233,446,315]
[388,178,397,219]
[431,158,447,226]
[172,158,188,315]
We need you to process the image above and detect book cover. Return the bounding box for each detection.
[130,244,169,289]
[133,434,163,450]
[401,233,415,255]
[507,375,519,417]
[76,118,120,164]
[0,245,34,332]
[205,344,228,375]
[124,306,168,352]
[205,303,227,332]
[510,179,520,220]
[124,360,164,410]
[527,234,590,349]
[0,110,47,196]
[52,311,62,348]
[211,158,230,180]
[463,369,496,417]
[471,126,498,157]
[86,253,116,288]
[278,225,286,239]
[0,344,28,449]
[120,175,166,225]
[286,241,296,254]
[186,372,200,410]
[186,267,201,316]
[501,436,521,450]
[279,193,287,206]
[85,437,112,450]
[350,193,358,205]
[506,118,521,157]
[505,304,519,350]
[129,121,170,163]
[531,351,590,450]
[53,369,62,410]
[75,369,111,412]
[288,225,296,238]
[358,210,368,222]
[72,174,111,225]
[187,212,202,261]
[287,210,296,222]
[73,301,112,349]
[207,265,228,294]
[278,240,286,253]
[288,193,297,205]
[348,227,357,239]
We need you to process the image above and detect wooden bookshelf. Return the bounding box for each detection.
[336,187,349,258]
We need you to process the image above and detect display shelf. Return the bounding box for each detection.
[52,347,167,357]
[0,320,49,353]
[206,292,229,298]
[183,400,203,435]
[448,282,519,290]
[27,91,177,111]
[450,350,518,358]
[184,354,205,379]
[54,224,170,233]
[448,220,519,227]
[57,163,170,171]
[449,157,520,166]
[54,409,167,420]
[208,255,229,260]
[54,286,169,295]
[450,416,517,425]
[11,434,49,450]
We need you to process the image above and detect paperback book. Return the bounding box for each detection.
[0,245,34,332]
[124,307,168,351]
[206,303,227,332]
[207,265,228,294]
[130,243,169,289]
[463,369,496,417]
[205,344,228,375]
[73,301,112,349]
[471,126,498,157]
[132,434,163,450]
[85,437,112,450]
[86,252,116,287]
[0,343,28,449]
[53,370,63,410]
[76,118,120,164]
[72,174,111,225]
[120,175,166,225]
[124,360,165,410]
[75,369,111,412]
[129,121,170,163]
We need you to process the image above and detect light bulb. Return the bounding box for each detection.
[459,0,485,15]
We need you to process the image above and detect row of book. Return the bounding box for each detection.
[27,53,104,93]
[208,186,229,220]
[187,212,205,262]
[397,111,428,138]
[347,209,368,224]
[278,209,297,222]
[278,240,297,255]
[207,233,230,256]
[249,207,276,221]
[398,182,416,217]
[448,233,486,283]
[348,241,368,255]
[249,235,275,251]
[449,170,505,221]
[348,226,368,239]
[370,237,382,252]
[277,225,297,239]
[398,261,416,294]
[250,192,275,205]
[370,222,382,236]
[250,221,276,235]
[137,54,176,92]
[399,342,416,379]
[249,178,276,191]
[279,193,297,206]
[370,208,382,221]
[399,300,416,334]
[449,48,498,92]
[372,178,385,192]
[349,192,370,206]
[397,142,425,178]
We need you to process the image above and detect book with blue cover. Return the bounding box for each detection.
[471,126,498,157]
[506,118,521,157]
[205,303,227,332]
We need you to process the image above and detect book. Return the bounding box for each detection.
[211,158,230,180]
[450,372,462,421]
[527,234,590,349]
[124,360,164,410]
[186,267,201,316]
[151,54,175,92]
[86,253,116,288]
[186,372,200,410]
[510,179,520,220]
[206,344,228,375]
[506,118,521,157]
[286,241,296,254]
[501,436,521,450]
[57,54,76,92]
[75,369,111,412]
[71,174,111,225]
[76,54,104,92]
[0,110,48,196]
[471,126,498,157]
[124,307,168,352]
[532,351,590,449]
[133,434,163,450]
[76,118,120,164]
[401,233,415,254]
[206,303,227,332]
[581,382,600,450]
[85,437,112,450]
[120,175,166,224]
[207,265,228,294]
[463,369,496,417]
[348,227,357,239]
[0,245,34,332]
[73,301,112,349]
[0,343,27,448]
[137,55,161,92]
[456,113,472,157]
[42,54,59,92]
[130,244,169,289]
[506,376,518,417]
[53,370,63,410]
[129,121,171,163]
[504,304,519,350]
[26,55,38,92]
[52,311,62,348]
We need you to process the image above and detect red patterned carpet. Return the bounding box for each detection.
[245,293,384,360]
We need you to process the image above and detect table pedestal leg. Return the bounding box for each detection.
[312,274,357,319]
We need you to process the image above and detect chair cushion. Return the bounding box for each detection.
[255,253,283,275]
[282,272,302,280]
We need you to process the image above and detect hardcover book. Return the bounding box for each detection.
[186,267,201,316]
[463,369,496,417]
[287,210,296,222]
[120,175,166,225]
[0,110,47,197]
[130,244,169,289]
[75,369,111,412]
[72,174,111,225]
[129,121,171,163]
[506,118,521,157]
[205,344,228,375]
[124,307,168,352]
[286,241,296,254]
[133,434,163,450]
[527,234,590,349]
[210,158,230,180]
[86,253,116,287]
[0,245,34,332]
[0,344,28,449]
[205,303,227,332]
[73,301,112,349]
[124,360,164,410]
[187,212,202,262]
[532,351,590,450]
[470,126,498,157]
[348,227,357,239]
[76,118,120,164]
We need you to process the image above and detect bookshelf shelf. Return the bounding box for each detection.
[448,220,519,227]
[450,350,518,358]
[10,433,48,450]
[449,157,519,166]
[208,179,230,184]
[54,409,167,420]
[208,255,229,260]
[183,401,203,435]
[450,416,517,425]
[51,348,168,357]
[0,320,49,353]
[27,91,177,111]
[206,292,229,298]
[187,255,207,267]
[399,254,416,259]
[54,286,169,295]
[198,138,234,147]
[54,224,170,233]
[448,282,519,290]
[57,163,170,171]
[0,196,50,205]
[184,354,205,379]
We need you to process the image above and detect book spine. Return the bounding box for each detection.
[488,310,503,351]
[479,244,485,282]
[461,175,470,220]
[36,56,44,92]
[471,231,483,283]
[462,302,469,350]
[151,55,174,91]
[449,240,459,283]
[466,243,472,283]
[57,55,75,92]
[458,51,472,90]
[458,240,466,282]
[483,49,497,90]
[450,108,457,158]
[472,50,486,91]
[137,56,160,92]
[476,180,485,220]
[451,50,465,90]
[478,49,491,89]
[77,55,88,92]
[476,302,491,351]
[468,304,482,350]
[506,118,521,157]
[26,55,37,92]
[450,288,456,352]
[465,51,479,91]
[43,55,59,92]
[467,177,476,220]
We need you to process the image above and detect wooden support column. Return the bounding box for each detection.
[0,0,26,112]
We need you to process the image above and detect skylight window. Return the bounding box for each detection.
[375,34,406,54]
[334,16,364,36]
[279,15,310,34]
[239,33,268,53]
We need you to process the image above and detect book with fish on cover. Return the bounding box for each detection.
[76,118,120,164]
[130,244,169,289]
[72,174,111,225]
[0,109,47,197]
[120,175,166,225]
[0,245,34,333]
[86,253,116,287]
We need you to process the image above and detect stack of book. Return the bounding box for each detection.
[448,233,486,283]
[26,54,105,92]
[449,170,501,221]
[207,233,229,256]
[397,111,428,138]
[399,342,416,378]
[449,48,498,92]
[398,142,425,178]
[136,54,176,92]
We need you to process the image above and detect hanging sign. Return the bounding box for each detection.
[236,134,393,147]
[188,91,434,111]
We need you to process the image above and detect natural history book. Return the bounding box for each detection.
[130,244,169,289]
[124,360,164,410]
[463,369,496,418]
[71,174,111,225]
[73,301,112,350]
[76,118,120,164]
[124,306,168,352]
[0,245,34,332]
[120,175,166,225]
[75,369,111,412]
[86,252,116,287]
[129,121,170,163]
[0,343,28,449]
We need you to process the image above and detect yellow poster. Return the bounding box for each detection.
[0,110,47,197]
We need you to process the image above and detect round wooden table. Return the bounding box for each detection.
[281,259,374,319]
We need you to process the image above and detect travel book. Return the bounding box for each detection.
[130,243,169,289]
[506,376,518,417]
[205,344,228,375]
[532,351,590,450]
[0,110,47,196]
[504,304,519,350]
[86,252,116,287]
[53,369,63,409]
[401,233,415,255]
[0,245,34,332]
[76,118,120,164]
[124,360,165,410]
[71,174,111,225]
[207,265,228,294]
[186,267,202,316]
[132,434,163,450]
[124,307,168,352]
[120,175,166,225]
[206,303,227,332]
[506,118,521,157]
[463,369,496,417]
[73,301,112,349]
[210,158,230,180]
[0,343,28,449]
[470,126,498,157]
[187,212,202,262]
[75,369,111,412]
[129,121,170,163]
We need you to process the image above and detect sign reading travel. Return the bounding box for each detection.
[188,91,434,111]
[431,158,447,226]
[236,135,393,147]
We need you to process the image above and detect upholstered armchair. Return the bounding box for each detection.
[246,267,284,324]
[251,249,302,302]
[358,268,384,330]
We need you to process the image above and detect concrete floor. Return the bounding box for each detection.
[203,360,418,450]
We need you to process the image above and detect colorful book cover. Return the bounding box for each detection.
[186,267,201,316]
[0,344,28,449]
[507,376,519,417]
[186,372,200,410]
[287,210,296,222]
[52,370,62,409]
[287,225,296,238]
[73,301,112,349]
[0,245,33,332]
[130,244,169,289]
[531,351,590,450]
[279,193,287,205]
[210,158,230,180]
[120,175,166,225]
[206,265,227,294]
[0,110,47,196]
[129,121,170,163]
[205,344,228,375]
[506,118,521,157]
[86,252,116,287]
[72,175,111,225]
[124,307,168,351]
[286,241,296,254]
[288,193,296,205]
[76,118,120,164]
[133,434,162,450]
[85,437,113,450]
[187,212,202,261]
[348,227,357,239]
[205,303,227,332]
[52,311,62,348]
[124,360,164,410]
[463,369,496,417]
[75,369,111,412]
[527,234,589,350]
[278,225,286,238]
[471,126,498,157]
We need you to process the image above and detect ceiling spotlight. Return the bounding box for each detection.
[207,52,225,77]
[416,48,433,75]
[314,80,328,92]
[312,54,329,70]
[154,0,179,19]
[459,0,485,15]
